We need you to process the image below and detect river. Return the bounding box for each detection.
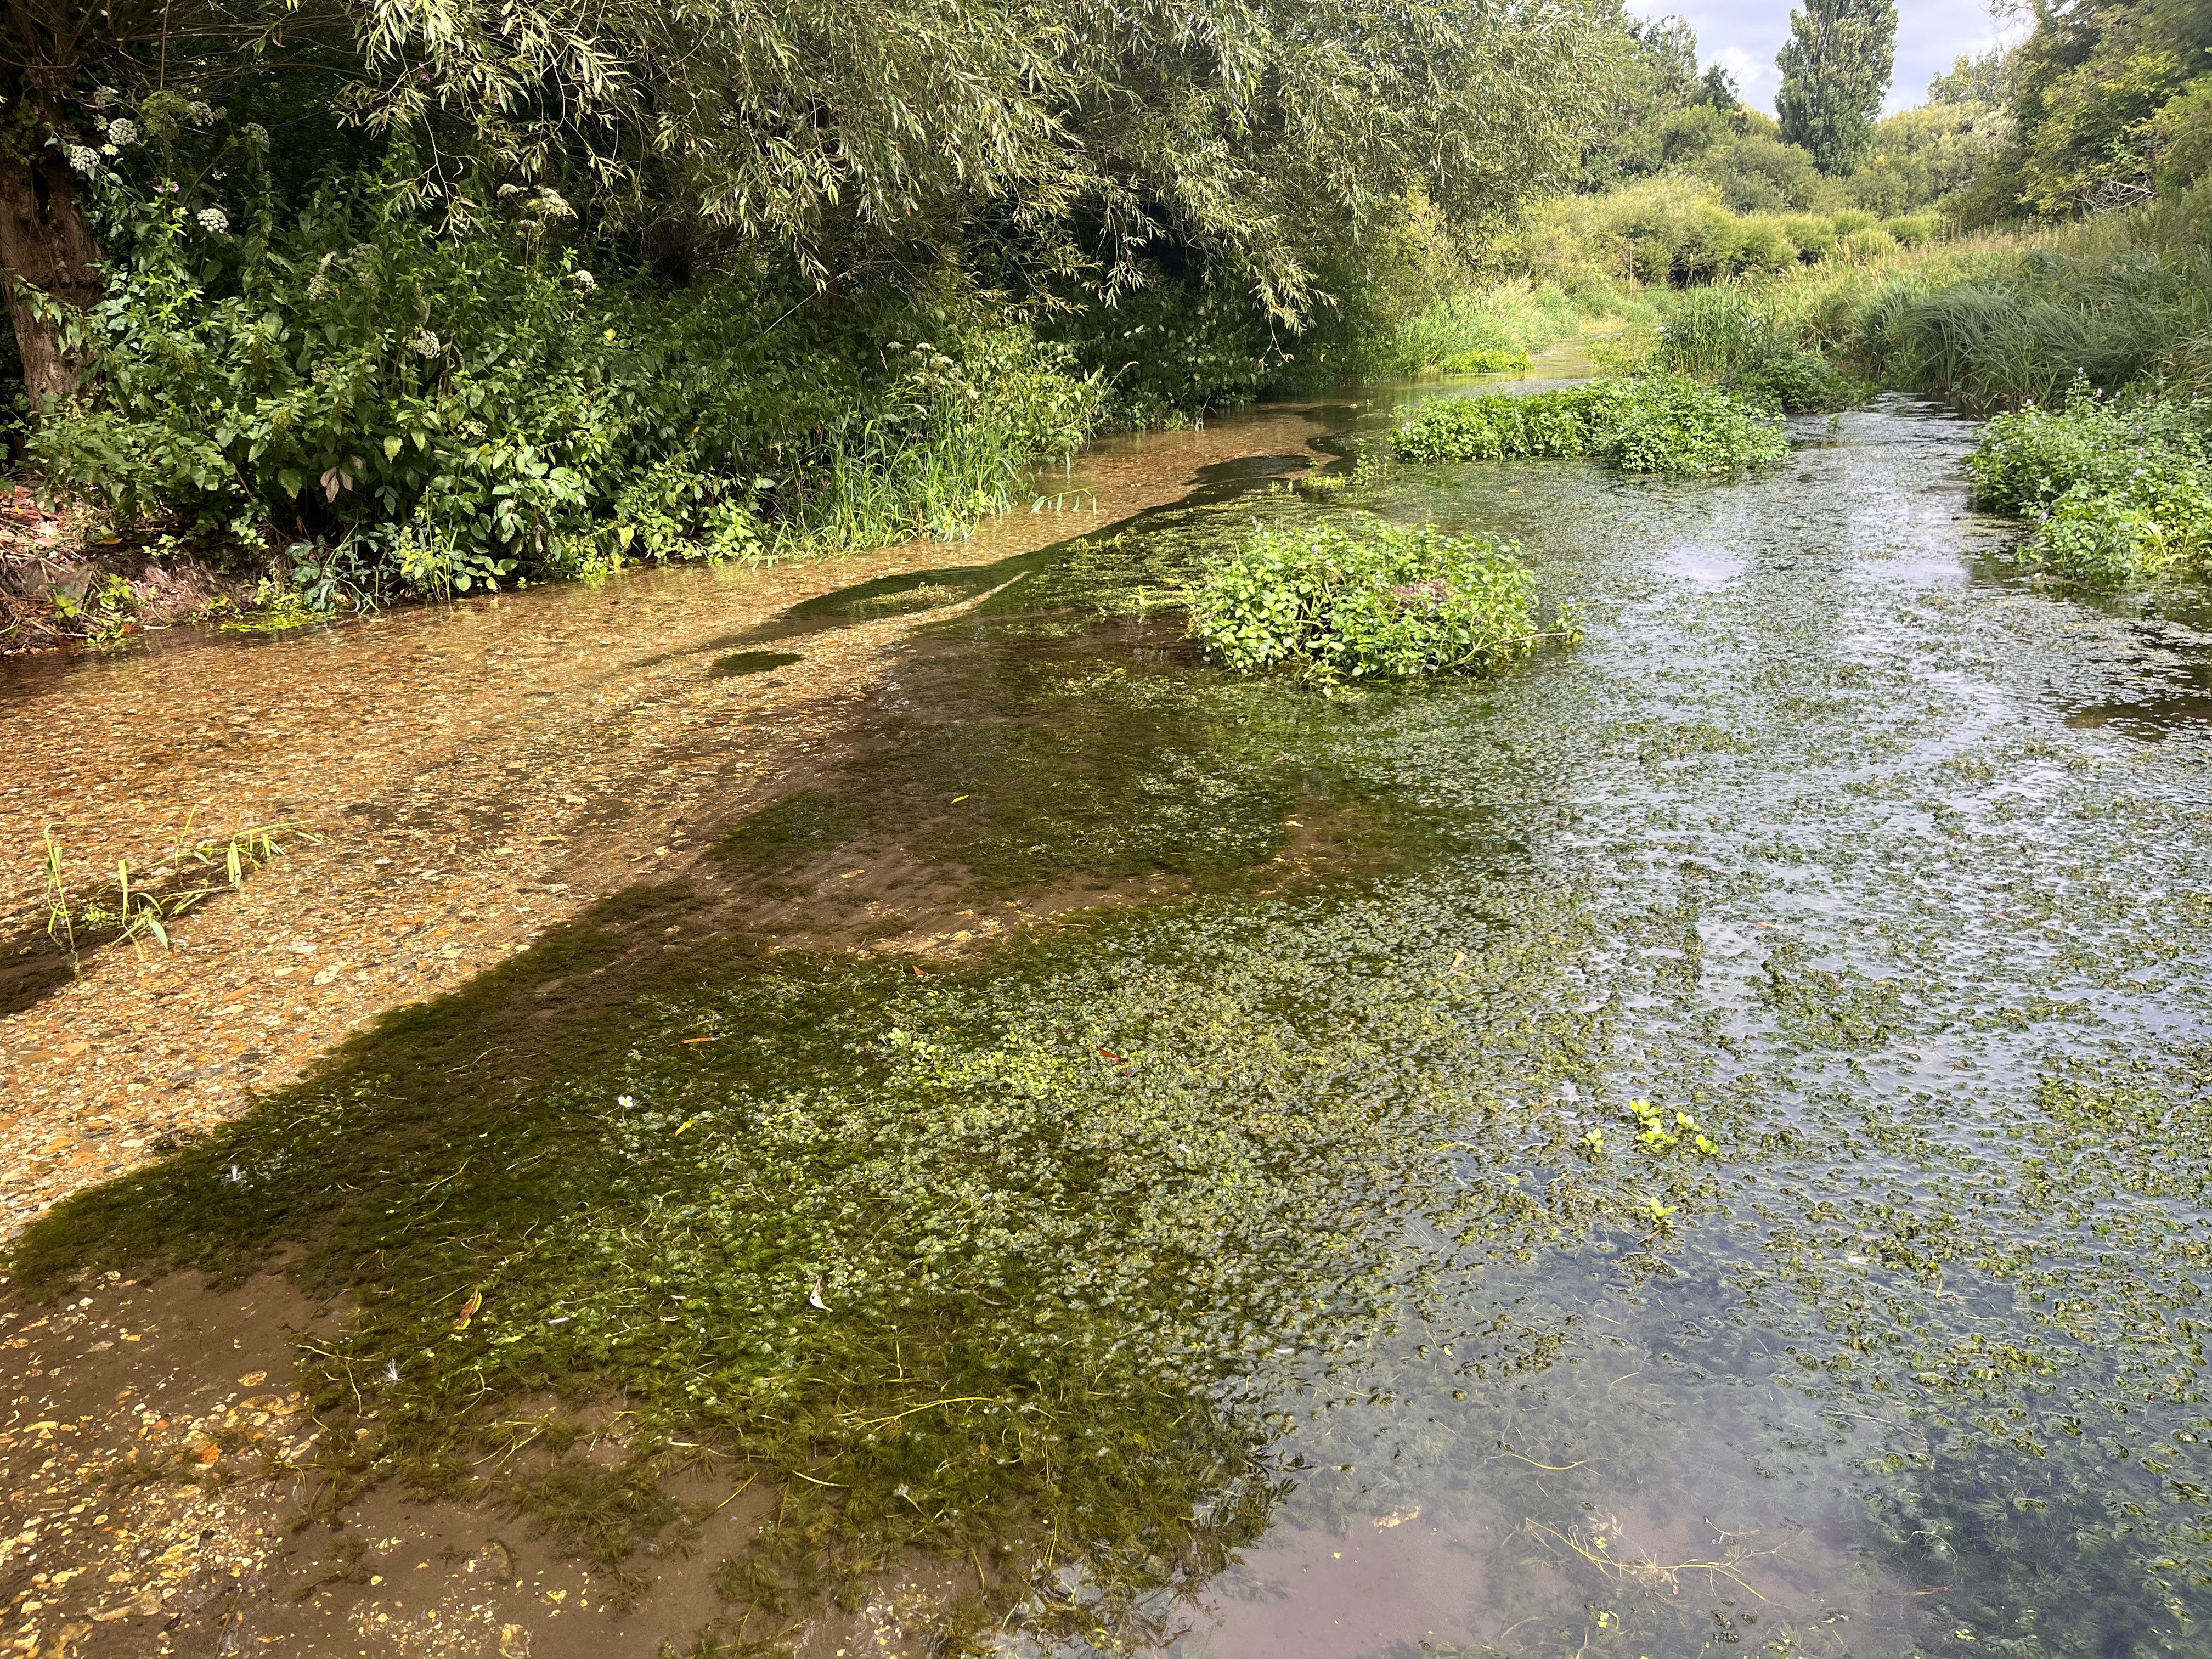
[7,368,2212,1658]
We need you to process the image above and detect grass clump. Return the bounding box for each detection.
[1386,281,1635,379]
[1649,286,1863,413]
[1391,375,1788,476]
[1968,393,2212,585]
[1183,520,1565,681]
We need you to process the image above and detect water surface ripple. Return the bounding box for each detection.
[1109,397,2212,1658]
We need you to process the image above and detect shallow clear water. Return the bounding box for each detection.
[981,397,2212,1657]
[32,385,2212,1658]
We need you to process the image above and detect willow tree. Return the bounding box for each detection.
[349,0,1612,324]
[1775,0,1898,174]
[1,0,1612,404]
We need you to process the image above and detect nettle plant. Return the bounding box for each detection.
[36,150,711,600]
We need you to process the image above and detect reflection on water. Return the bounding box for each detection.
[2066,688,2212,737]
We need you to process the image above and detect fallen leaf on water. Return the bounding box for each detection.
[454,1290,483,1330]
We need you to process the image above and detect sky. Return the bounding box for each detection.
[1624,0,2029,113]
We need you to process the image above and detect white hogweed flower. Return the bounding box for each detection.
[64,145,99,173]
[571,269,596,292]
[411,329,442,357]
[106,118,138,146]
[185,100,214,124]
[243,123,269,146]
[196,207,228,234]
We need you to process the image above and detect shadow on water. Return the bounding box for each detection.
[19,391,2212,1657]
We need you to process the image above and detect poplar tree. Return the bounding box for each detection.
[1774,0,1898,173]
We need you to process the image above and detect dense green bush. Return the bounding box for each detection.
[1525,177,1957,292]
[2029,466,2212,584]
[1966,395,2205,515]
[1183,520,1555,679]
[1968,394,2212,584]
[33,182,1103,602]
[1391,375,1789,475]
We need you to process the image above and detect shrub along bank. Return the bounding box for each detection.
[1968,397,2212,585]
[31,191,1105,610]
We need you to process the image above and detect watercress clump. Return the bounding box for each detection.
[1391,374,1788,476]
[1184,518,1566,680]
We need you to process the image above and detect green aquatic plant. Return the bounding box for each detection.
[1968,392,2212,585]
[36,818,315,964]
[1391,375,1789,476]
[1183,520,1572,681]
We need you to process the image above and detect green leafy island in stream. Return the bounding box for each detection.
[1183,518,1573,681]
[1390,373,1790,476]
[22,402,2212,1658]
[1968,392,2212,586]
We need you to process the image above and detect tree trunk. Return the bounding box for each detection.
[0,135,102,406]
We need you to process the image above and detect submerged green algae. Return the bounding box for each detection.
[23,394,2212,1656]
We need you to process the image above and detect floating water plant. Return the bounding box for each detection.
[1391,373,1788,476]
[1968,392,2212,586]
[1183,519,1574,680]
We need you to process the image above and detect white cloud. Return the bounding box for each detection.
[1625,0,2029,114]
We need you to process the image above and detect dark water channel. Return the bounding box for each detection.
[31,380,2212,1657]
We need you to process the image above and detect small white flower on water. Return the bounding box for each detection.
[196,207,228,234]
[64,145,98,173]
[384,1359,400,1383]
[618,1094,636,1109]
[571,268,596,292]
[223,1164,244,1184]
[411,328,441,357]
[106,118,138,146]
